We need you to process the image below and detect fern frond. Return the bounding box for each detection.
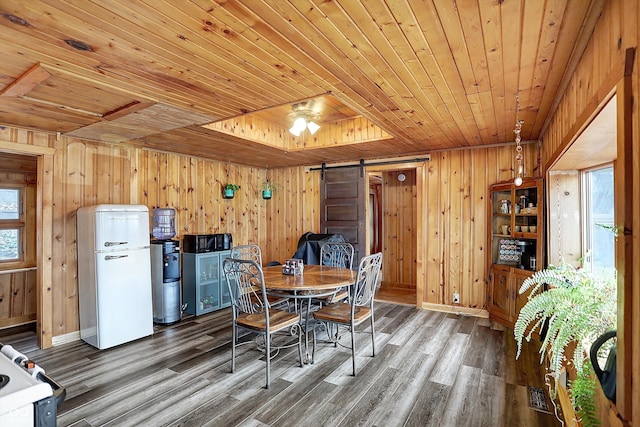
[571,364,600,427]
[513,261,617,416]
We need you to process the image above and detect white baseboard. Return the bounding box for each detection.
[52,331,81,346]
[421,302,489,318]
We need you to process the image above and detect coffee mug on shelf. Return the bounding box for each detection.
[529,225,537,233]
[514,225,521,232]
[521,226,529,232]
[501,225,510,234]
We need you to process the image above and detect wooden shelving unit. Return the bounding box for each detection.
[487,177,544,327]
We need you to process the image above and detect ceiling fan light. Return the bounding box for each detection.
[307,121,320,134]
[290,117,307,135]
[290,117,306,136]
[289,126,301,136]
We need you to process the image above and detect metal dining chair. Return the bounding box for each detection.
[230,244,262,266]
[320,242,354,269]
[222,258,303,389]
[230,244,290,310]
[312,252,383,376]
[315,242,354,305]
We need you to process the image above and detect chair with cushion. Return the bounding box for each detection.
[222,258,303,389]
[312,252,383,376]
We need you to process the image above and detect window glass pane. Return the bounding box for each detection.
[586,166,615,272]
[0,189,20,219]
[0,229,19,260]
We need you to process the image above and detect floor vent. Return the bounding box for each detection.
[528,386,552,413]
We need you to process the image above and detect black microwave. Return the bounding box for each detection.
[182,233,232,253]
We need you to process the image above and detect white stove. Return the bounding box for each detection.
[0,344,62,427]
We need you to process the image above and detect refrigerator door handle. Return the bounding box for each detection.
[104,241,128,247]
[105,255,129,260]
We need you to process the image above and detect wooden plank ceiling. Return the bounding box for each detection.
[0,0,603,168]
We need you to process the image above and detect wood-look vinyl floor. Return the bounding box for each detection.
[2,303,561,427]
[375,283,417,306]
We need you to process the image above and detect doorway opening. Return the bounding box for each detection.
[0,151,38,346]
[368,169,417,306]
[0,141,55,349]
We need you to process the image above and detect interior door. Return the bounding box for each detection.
[320,167,366,266]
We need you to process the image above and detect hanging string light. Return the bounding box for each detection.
[513,92,524,186]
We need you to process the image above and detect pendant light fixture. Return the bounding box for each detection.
[513,92,524,186]
[288,100,320,136]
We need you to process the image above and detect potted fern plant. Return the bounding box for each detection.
[514,263,617,426]
[223,183,239,199]
[261,178,279,200]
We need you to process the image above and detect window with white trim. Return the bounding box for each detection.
[0,187,23,262]
[582,165,615,274]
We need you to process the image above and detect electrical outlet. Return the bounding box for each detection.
[453,292,460,304]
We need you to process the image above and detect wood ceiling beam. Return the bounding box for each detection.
[0,62,51,97]
[103,101,156,121]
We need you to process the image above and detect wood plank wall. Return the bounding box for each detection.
[540,0,638,424]
[269,144,540,311]
[381,169,417,288]
[0,125,318,336]
[541,2,631,164]
[422,143,540,308]
[546,170,581,266]
[0,124,539,335]
[137,151,261,243]
[0,269,36,328]
[263,167,321,264]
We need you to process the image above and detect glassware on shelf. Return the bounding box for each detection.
[500,199,510,214]
[200,295,216,309]
[519,195,528,209]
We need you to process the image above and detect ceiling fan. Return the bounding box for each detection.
[288,100,321,136]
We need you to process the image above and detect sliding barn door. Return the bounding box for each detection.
[320,167,366,265]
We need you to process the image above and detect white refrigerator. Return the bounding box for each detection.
[77,204,154,349]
